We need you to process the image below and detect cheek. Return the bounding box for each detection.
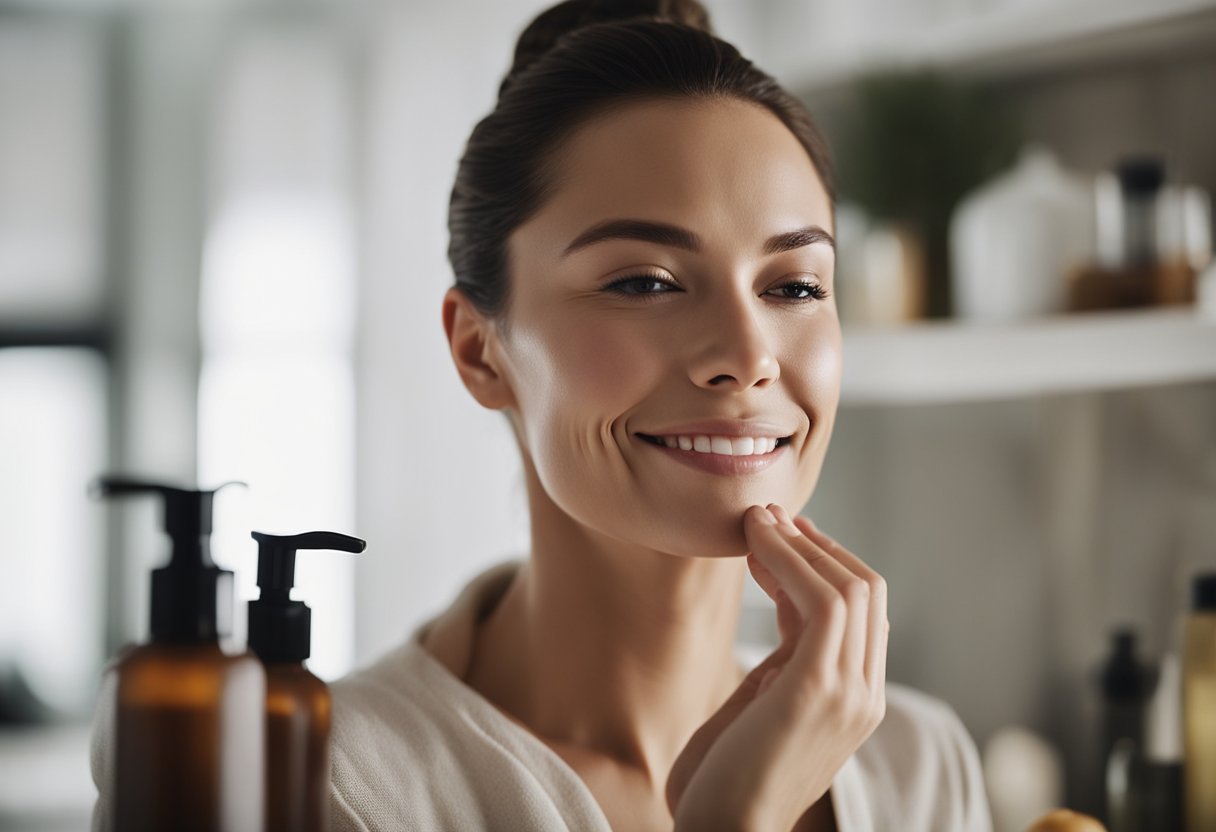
[796,316,843,407]
[540,316,660,416]
[509,314,662,473]
[511,316,664,531]
[787,314,842,494]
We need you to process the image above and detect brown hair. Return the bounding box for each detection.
[447,0,835,326]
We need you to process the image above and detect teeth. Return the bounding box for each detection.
[652,434,784,456]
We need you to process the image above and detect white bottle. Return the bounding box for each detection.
[950,146,1093,321]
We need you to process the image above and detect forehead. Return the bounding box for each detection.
[518,96,833,260]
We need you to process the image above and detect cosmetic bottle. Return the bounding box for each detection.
[248,530,365,832]
[950,145,1092,321]
[1184,572,1216,832]
[1098,628,1154,830]
[93,476,265,832]
[1067,157,1195,311]
[1141,652,1184,832]
[1099,630,1154,781]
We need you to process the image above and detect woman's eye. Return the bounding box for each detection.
[602,275,679,296]
[769,280,830,302]
[601,275,830,302]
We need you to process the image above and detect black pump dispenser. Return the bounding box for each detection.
[248,531,366,664]
[1193,573,1216,612]
[92,476,242,643]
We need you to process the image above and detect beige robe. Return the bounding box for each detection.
[327,560,994,831]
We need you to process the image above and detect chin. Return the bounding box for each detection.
[653,512,755,560]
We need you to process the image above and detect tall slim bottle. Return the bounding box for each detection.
[94,477,265,832]
[1183,572,1216,832]
[248,530,365,832]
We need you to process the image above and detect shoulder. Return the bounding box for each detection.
[325,637,612,832]
[328,640,462,778]
[849,682,993,832]
[326,642,471,830]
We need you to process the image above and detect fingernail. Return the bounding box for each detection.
[769,505,800,537]
[755,507,776,525]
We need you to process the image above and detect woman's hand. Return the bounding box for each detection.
[665,503,889,831]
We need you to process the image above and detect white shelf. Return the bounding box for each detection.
[840,308,1216,406]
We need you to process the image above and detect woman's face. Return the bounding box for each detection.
[494,96,840,558]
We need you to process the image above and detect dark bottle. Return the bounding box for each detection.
[93,477,264,832]
[248,530,365,832]
[1099,628,1156,832]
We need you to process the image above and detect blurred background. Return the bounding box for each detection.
[0,0,1214,829]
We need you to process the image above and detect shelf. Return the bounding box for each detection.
[764,0,1216,93]
[840,308,1216,406]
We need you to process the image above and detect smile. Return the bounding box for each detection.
[634,432,793,476]
[636,433,791,456]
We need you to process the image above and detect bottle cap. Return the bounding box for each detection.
[1116,157,1165,196]
[1194,573,1216,612]
[248,531,365,664]
[91,476,243,643]
[1101,628,1153,700]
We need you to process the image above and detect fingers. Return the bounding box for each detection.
[747,554,803,647]
[744,506,847,679]
[745,504,888,689]
[792,515,889,688]
[765,505,870,682]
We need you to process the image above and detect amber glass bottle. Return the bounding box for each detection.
[95,477,265,832]
[113,643,265,832]
[264,663,332,832]
[249,530,365,832]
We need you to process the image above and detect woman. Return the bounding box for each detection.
[331,2,992,830]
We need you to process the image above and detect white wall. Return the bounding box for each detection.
[351,0,789,665]
[354,0,545,665]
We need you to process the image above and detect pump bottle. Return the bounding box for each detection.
[248,530,365,832]
[1184,572,1216,832]
[93,477,265,832]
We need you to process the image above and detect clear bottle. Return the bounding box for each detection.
[248,530,365,832]
[94,477,265,832]
[1184,573,1216,832]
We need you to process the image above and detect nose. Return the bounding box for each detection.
[687,288,780,390]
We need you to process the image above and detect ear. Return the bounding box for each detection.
[442,286,517,411]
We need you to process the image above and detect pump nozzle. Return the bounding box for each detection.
[90,477,244,546]
[248,530,365,664]
[91,475,245,642]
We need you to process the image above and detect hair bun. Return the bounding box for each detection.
[505,0,713,88]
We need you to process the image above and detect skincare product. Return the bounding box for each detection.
[1098,628,1154,830]
[1068,157,1197,311]
[1141,652,1184,832]
[950,146,1092,321]
[1184,573,1216,832]
[93,477,265,832]
[249,530,365,832]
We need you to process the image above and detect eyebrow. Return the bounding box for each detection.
[560,219,835,258]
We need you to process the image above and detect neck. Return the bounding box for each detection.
[464,459,748,790]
